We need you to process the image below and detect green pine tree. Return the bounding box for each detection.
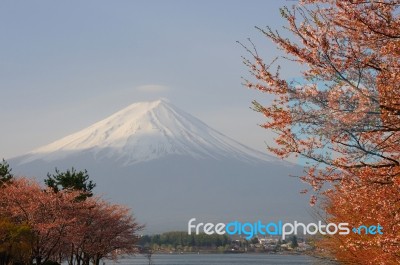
[45,167,96,200]
[0,159,13,185]
[290,235,298,249]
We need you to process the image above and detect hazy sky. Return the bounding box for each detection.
[1,0,301,159]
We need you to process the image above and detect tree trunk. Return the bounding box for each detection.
[35,256,42,265]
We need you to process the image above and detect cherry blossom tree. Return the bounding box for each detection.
[320,171,400,264]
[242,0,399,263]
[0,178,81,264]
[64,198,143,265]
[0,177,142,265]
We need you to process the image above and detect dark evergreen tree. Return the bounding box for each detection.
[290,235,298,249]
[45,167,96,200]
[0,159,13,185]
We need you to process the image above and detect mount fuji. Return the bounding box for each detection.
[18,99,281,165]
[10,100,311,232]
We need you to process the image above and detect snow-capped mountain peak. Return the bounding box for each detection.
[20,99,279,165]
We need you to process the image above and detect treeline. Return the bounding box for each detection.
[139,231,231,248]
[0,159,142,265]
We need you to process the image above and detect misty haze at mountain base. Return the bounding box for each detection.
[10,100,311,233]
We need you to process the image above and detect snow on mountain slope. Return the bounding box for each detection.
[20,99,281,165]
